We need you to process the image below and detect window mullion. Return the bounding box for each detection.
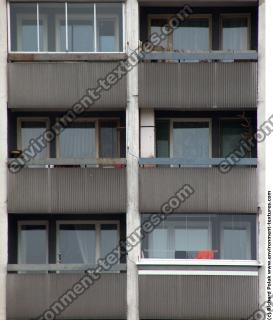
[65,2,68,52]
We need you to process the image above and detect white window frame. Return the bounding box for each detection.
[17,117,50,159]
[170,118,212,159]
[220,221,252,260]
[220,13,251,51]
[56,220,120,264]
[9,2,125,53]
[17,221,49,264]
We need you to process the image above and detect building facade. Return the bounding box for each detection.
[0,0,267,319]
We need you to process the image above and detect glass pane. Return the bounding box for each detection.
[173,19,210,51]
[148,229,169,258]
[221,227,250,260]
[100,121,118,158]
[100,224,118,259]
[156,120,170,157]
[96,3,123,52]
[220,121,250,157]
[39,3,66,52]
[150,18,169,50]
[59,224,96,264]
[20,121,48,159]
[67,4,94,52]
[222,17,249,51]
[173,122,209,159]
[60,122,96,158]
[10,3,38,51]
[20,225,47,264]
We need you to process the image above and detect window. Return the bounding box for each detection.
[10,2,124,52]
[156,120,211,159]
[18,222,48,264]
[58,119,120,159]
[142,214,256,260]
[172,121,210,159]
[59,121,96,159]
[149,15,211,52]
[220,119,255,157]
[10,3,38,51]
[99,120,119,158]
[221,15,250,51]
[96,4,123,52]
[57,221,119,264]
[17,119,49,159]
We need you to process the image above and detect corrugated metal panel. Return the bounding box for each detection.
[139,275,258,319]
[139,62,257,109]
[8,168,126,213]
[7,273,126,319]
[140,167,257,213]
[8,62,127,109]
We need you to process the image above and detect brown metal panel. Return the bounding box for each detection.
[139,275,258,319]
[140,167,257,213]
[8,168,126,213]
[7,273,126,319]
[8,62,127,109]
[139,62,257,109]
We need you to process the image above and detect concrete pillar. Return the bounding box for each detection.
[125,0,140,319]
[257,0,266,308]
[140,109,155,158]
[0,0,8,319]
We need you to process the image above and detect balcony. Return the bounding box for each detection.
[139,158,257,213]
[7,264,126,320]
[139,52,257,110]
[8,159,126,213]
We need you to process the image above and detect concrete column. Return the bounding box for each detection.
[0,0,8,319]
[140,109,155,158]
[125,0,140,319]
[257,0,266,308]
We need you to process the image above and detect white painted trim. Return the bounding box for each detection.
[138,270,259,276]
[137,258,261,267]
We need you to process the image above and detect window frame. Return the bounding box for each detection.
[9,2,125,53]
[17,117,50,159]
[148,14,212,52]
[220,13,251,51]
[56,220,120,264]
[17,220,49,264]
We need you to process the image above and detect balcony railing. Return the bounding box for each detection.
[139,158,257,213]
[8,158,126,213]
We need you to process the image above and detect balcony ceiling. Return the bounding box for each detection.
[138,0,258,7]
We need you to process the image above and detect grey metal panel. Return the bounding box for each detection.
[7,273,126,319]
[8,168,126,213]
[8,62,126,109]
[139,275,258,319]
[140,167,257,213]
[139,62,257,109]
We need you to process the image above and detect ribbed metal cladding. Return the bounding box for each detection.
[139,62,257,109]
[8,168,126,213]
[140,167,257,213]
[8,62,126,109]
[7,273,126,319]
[139,275,258,319]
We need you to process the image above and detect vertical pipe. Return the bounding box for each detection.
[126,0,140,319]
[0,0,8,319]
[258,0,266,308]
